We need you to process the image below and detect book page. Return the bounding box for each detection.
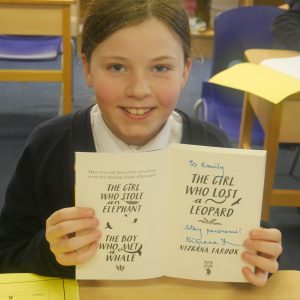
[0,273,79,300]
[165,144,266,282]
[75,151,167,280]
[260,55,300,80]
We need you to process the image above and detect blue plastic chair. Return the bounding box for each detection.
[194,6,283,145]
[211,5,283,76]
[198,81,264,145]
[0,35,62,60]
[0,34,72,115]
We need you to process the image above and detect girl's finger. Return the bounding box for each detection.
[54,229,101,253]
[242,266,268,287]
[46,207,95,226]
[46,217,99,241]
[56,240,99,266]
[244,239,282,258]
[242,251,279,274]
[250,228,281,243]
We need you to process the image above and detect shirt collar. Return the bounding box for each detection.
[90,105,182,153]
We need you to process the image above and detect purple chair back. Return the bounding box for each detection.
[200,6,283,144]
[211,5,283,76]
[0,35,62,60]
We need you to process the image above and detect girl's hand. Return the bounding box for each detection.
[242,227,282,287]
[45,207,101,266]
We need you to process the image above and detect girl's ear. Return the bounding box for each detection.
[181,58,192,88]
[81,54,94,87]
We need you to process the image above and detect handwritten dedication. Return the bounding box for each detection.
[75,144,266,282]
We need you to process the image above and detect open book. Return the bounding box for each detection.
[75,144,266,282]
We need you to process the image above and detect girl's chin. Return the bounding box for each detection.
[117,129,158,146]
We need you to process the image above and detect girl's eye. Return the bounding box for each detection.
[108,64,126,72]
[153,65,170,72]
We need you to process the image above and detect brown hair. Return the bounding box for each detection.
[81,0,191,63]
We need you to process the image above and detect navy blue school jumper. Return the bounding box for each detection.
[0,106,269,278]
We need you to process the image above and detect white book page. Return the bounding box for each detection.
[165,144,266,282]
[75,151,167,280]
[260,56,300,80]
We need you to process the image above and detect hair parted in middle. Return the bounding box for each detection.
[81,0,191,63]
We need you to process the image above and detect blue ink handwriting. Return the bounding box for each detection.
[201,162,224,176]
[184,224,243,247]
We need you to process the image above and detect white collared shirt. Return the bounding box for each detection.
[90,105,182,153]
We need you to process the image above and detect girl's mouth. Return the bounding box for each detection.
[123,107,152,116]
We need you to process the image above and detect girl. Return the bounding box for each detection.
[0,0,281,287]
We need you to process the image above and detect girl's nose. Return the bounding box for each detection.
[125,72,152,98]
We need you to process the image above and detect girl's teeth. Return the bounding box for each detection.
[125,108,150,115]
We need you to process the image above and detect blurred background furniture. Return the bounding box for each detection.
[239,0,284,5]
[241,48,300,220]
[194,5,283,145]
[194,81,265,145]
[0,0,74,115]
[210,6,282,76]
[0,36,62,60]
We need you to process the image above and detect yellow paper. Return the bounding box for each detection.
[209,62,300,104]
[64,279,80,300]
[0,273,79,300]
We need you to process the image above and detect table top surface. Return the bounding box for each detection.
[245,48,300,65]
[79,270,300,300]
[243,48,300,143]
[191,28,214,36]
[0,0,74,4]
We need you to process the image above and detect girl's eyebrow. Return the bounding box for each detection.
[98,55,176,61]
[150,55,176,62]
[98,56,128,61]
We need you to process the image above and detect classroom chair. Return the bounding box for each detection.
[0,0,74,115]
[0,35,62,60]
[0,34,73,115]
[194,81,264,146]
[194,5,283,145]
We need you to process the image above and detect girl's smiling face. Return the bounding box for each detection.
[82,18,192,146]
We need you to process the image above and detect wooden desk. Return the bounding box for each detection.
[0,0,74,114]
[79,270,300,299]
[239,49,300,220]
[191,28,214,59]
